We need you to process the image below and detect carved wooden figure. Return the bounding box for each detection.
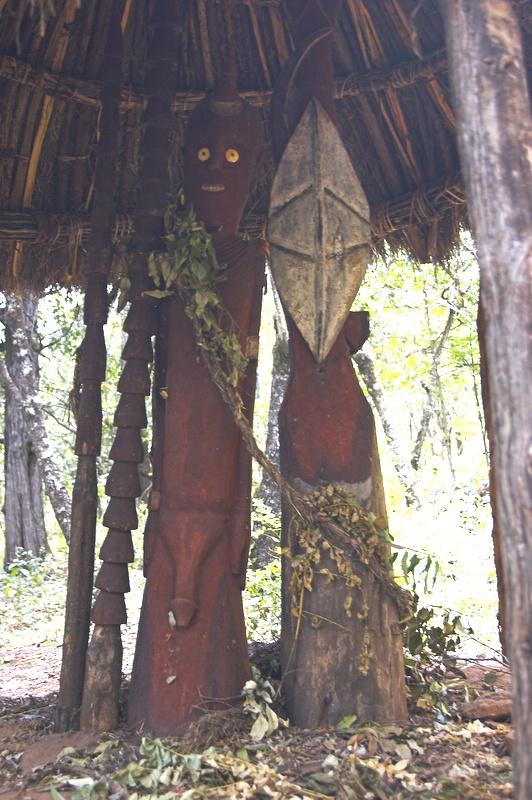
[128,73,265,734]
[269,0,407,726]
[280,313,407,726]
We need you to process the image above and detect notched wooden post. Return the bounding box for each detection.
[80,0,180,732]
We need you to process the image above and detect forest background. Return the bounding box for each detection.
[0,239,500,672]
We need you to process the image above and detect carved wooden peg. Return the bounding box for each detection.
[117,359,151,395]
[170,597,198,628]
[123,298,158,334]
[102,497,138,531]
[95,562,131,594]
[91,591,127,625]
[99,529,135,563]
[122,330,154,362]
[109,427,145,463]
[105,461,141,499]
[122,296,161,335]
[114,394,148,428]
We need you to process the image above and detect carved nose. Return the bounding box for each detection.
[170,597,198,628]
[208,151,224,170]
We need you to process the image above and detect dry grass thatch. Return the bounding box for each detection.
[0,0,531,292]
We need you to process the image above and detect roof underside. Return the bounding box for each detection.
[0,0,530,292]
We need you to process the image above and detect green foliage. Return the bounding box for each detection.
[404,609,472,719]
[37,291,84,492]
[145,203,248,390]
[114,738,204,795]
[398,545,474,717]
[357,245,485,485]
[405,606,471,664]
[37,290,126,501]
[50,735,322,799]
[0,549,66,645]
[250,498,281,566]
[393,547,440,596]
[244,556,281,642]
[245,501,282,641]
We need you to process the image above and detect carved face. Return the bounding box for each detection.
[184,102,263,235]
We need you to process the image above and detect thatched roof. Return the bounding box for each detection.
[0,0,531,292]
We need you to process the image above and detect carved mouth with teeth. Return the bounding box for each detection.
[201,184,225,193]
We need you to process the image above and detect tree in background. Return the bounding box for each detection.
[1,294,46,565]
[0,292,73,566]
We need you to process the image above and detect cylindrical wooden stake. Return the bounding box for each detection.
[55,456,97,732]
[55,6,123,733]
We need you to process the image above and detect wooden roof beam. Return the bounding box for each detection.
[0,175,465,246]
[0,47,448,114]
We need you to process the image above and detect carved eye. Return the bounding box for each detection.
[197,147,210,162]
[225,148,240,164]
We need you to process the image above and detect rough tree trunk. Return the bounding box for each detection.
[353,347,420,507]
[253,284,289,567]
[478,297,506,653]
[2,294,46,565]
[0,294,72,556]
[411,308,454,472]
[442,2,532,796]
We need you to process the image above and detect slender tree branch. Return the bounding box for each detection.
[353,347,420,507]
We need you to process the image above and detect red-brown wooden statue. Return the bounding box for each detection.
[128,72,265,734]
[270,0,407,726]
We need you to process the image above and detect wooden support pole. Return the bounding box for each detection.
[0,47,448,113]
[55,456,97,732]
[55,5,123,733]
[80,625,123,732]
[441,1,532,797]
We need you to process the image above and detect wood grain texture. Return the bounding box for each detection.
[80,626,122,732]
[442,1,532,796]
[274,0,406,728]
[279,313,407,727]
[269,100,370,362]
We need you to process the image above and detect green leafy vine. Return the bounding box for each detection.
[287,484,395,675]
[145,203,248,392]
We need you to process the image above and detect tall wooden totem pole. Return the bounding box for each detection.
[127,71,265,734]
[269,0,407,727]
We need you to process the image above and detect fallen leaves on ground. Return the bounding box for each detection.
[0,707,512,799]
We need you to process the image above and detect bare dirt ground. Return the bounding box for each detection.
[0,637,514,800]
[1,643,62,702]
